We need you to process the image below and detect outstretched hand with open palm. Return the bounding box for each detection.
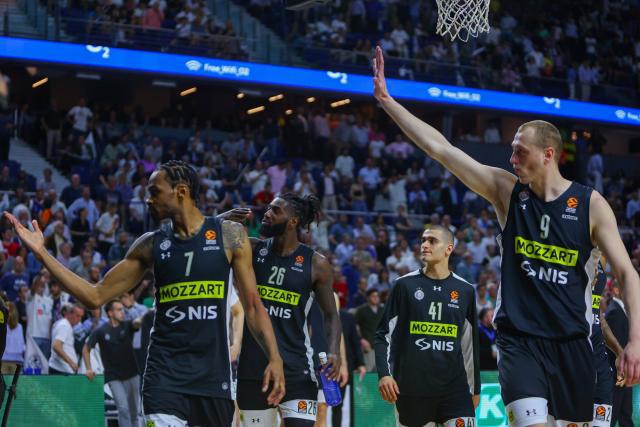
[3,212,45,258]
[373,46,390,101]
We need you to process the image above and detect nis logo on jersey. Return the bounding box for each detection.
[521,261,568,285]
[414,338,454,352]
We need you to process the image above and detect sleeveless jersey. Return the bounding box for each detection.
[590,262,606,346]
[237,239,317,384]
[144,216,234,398]
[494,182,600,339]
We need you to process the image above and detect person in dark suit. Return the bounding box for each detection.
[605,281,633,427]
[332,309,366,427]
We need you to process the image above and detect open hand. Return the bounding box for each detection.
[373,46,390,101]
[3,213,45,259]
[262,357,286,406]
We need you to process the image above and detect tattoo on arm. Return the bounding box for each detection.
[222,220,246,251]
[125,232,154,269]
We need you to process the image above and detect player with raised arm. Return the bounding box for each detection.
[373,46,640,426]
[375,225,480,427]
[3,160,285,427]
[224,195,342,427]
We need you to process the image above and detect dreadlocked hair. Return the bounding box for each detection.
[281,193,321,231]
[159,160,200,202]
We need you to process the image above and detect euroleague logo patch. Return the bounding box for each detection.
[205,230,217,240]
[566,197,578,209]
[297,400,307,413]
[595,405,606,421]
[450,290,459,304]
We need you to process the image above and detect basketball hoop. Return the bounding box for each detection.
[435,0,491,42]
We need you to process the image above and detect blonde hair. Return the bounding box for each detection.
[518,120,563,161]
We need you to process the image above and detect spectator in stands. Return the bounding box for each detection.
[108,231,131,267]
[455,251,476,284]
[475,282,493,312]
[67,98,93,137]
[27,273,53,359]
[60,174,82,208]
[354,288,382,371]
[626,190,640,227]
[1,302,24,374]
[1,228,20,257]
[0,256,29,302]
[72,249,94,281]
[95,203,120,256]
[335,234,355,266]
[37,168,56,194]
[143,1,164,29]
[478,307,497,370]
[120,291,148,321]
[50,279,72,321]
[335,148,355,180]
[84,300,142,427]
[49,303,84,374]
[67,186,99,228]
[40,101,63,160]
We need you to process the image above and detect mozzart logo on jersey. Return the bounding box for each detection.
[514,236,578,266]
[256,285,301,306]
[159,281,225,303]
[409,321,458,337]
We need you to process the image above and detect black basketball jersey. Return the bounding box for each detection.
[374,270,480,397]
[494,182,600,339]
[590,262,607,346]
[237,238,317,384]
[144,216,234,398]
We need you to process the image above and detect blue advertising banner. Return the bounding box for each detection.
[1,37,639,126]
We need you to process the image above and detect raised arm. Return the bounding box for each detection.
[312,252,343,381]
[373,46,516,224]
[4,212,152,308]
[590,192,640,385]
[222,220,285,405]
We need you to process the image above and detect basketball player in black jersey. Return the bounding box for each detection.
[3,161,285,427]
[375,225,479,427]
[224,194,342,427]
[373,46,640,427]
[591,257,625,427]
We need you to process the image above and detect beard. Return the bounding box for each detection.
[260,221,287,237]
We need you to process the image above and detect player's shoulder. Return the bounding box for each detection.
[394,269,423,288]
[449,272,476,294]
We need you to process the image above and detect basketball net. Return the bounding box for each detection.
[435,0,491,42]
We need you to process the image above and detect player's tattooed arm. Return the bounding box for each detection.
[313,252,343,380]
[227,219,285,404]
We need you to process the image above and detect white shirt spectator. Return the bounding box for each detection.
[245,169,268,196]
[388,178,407,212]
[49,317,78,373]
[335,154,355,179]
[369,138,385,158]
[68,105,93,132]
[467,240,488,264]
[27,293,53,340]
[358,167,381,190]
[95,212,119,244]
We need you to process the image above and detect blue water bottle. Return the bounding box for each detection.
[318,352,342,406]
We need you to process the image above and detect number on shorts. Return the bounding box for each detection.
[539,214,550,239]
[184,251,194,276]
